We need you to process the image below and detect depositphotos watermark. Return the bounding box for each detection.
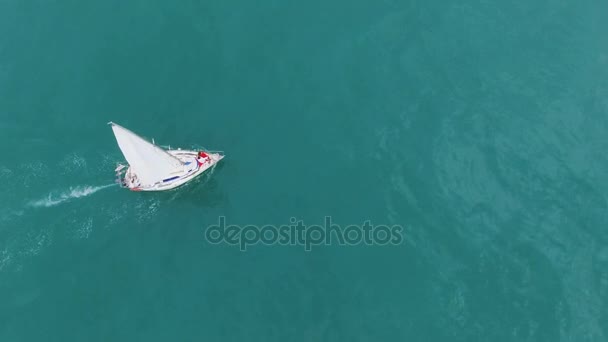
[205,216,403,251]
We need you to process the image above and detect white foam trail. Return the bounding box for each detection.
[0,249,11,272]
[29,184,115,208]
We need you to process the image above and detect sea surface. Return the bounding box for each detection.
[1,1,608,341]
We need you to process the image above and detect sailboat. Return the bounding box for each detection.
[108,122,224,191]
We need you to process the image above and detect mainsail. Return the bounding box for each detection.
[109,122,184,185]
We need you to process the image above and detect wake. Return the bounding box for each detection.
[29,184,115,208]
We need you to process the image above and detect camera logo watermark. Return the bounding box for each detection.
[205,216,403,251]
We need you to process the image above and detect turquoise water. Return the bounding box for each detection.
[1,1,608,340]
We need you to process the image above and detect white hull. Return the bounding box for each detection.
[120,150,224,191]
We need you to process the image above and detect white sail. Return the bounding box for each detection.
[109,122,184,186]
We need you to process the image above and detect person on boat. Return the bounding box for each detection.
[197,151,209,167]
[130,174,139,186]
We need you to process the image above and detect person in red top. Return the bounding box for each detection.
[197,151,209,167]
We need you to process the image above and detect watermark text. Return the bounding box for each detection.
[205,216,403,251]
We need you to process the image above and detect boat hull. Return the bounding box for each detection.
[122,150,224,191]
